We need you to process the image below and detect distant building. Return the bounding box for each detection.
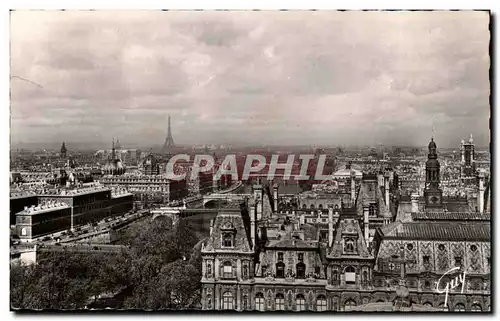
[15,185,133,241]
[60,142,67,158]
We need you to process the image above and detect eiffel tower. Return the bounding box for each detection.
[162,115,176,153]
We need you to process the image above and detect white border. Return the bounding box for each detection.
[2,1,498,321]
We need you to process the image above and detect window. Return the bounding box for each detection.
[310,204,315,209]
[455,257,462,267]
[332,269,339,282]
[407,243,413,251]
[242,295,248,310]
[423,255,430,265]
[344,238,355,253]
[302,204,307,209]
[296,294,306,311]
[276,262,285,278]
[206,295,212,309]
[242,264,248,279]
[255,293,265,311]
[21,228,27,236]
[278,252,284,261]
[316,295,327,311]
[423,302,433,307]
[438,244,445,251]
[298,253,304,262]
[345,266,356,284]
[223,261,233,278]
[470,245,477,252]
[318,204,323,210]
[222,232,234,248]
[275,293,285,311]
[296,262,306,279]
[471,304,482,312]
[344,299,356,310]
[454,303,466,312]
[222,292,234,310]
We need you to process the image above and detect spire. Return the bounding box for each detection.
[111,138,116,160]
[469,133,474,143]
[163,114,176,152]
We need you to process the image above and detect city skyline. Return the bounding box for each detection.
[11,11,490,148]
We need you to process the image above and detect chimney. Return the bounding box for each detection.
[364,206,369,244]
[249,200,256,249]
[384,173,390,209]
[273,184,279,213]
[411,193,419,213]
[328,207,334,246]
[478,171,485,213]
[350,171,356,206]
[254,184,263,220]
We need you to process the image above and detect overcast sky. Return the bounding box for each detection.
[10,10,490,148]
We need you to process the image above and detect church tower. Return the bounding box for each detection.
[162,115,176,154]
[424,138,443,209]
[60,142,67,158]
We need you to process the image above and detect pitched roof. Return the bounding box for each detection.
[202,208,253,253]
[412,212,490,221]
[380,221,490,241]
[328,218,372,259]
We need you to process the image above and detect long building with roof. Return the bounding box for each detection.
[199,138,490,312]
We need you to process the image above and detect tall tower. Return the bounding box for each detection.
[424,138,443,209]
[60,142,67,158]
[163,115,176,153]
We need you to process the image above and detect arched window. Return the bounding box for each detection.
[242,264,248,279]
[275,293,285,311]
[276,262,285,278]
[423,302,433,307]
[332,269,339,282]
[310,204,315,209]
[242,295,248,310]
[296,262,306,279]
[344,238,355,253]
[344,299,356,310]
[302,204,307,209]
[471,304,482,312]
[255,293,265,311]
[223,261,233,278]
[318,204,324,210]
[296,294,306,311]
[316,295,327,311]
[222,292,234,310]
[345,266,356,284]
[454,303,466,312]
[21,228,27,236]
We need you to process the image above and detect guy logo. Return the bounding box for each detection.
[436,267,466,310]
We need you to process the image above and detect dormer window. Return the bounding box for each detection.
[221,222,236,248]
[222,261,233,278]
[222,232,234,248]
[344,238,356,254]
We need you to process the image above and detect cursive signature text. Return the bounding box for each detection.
[436,267,466,310]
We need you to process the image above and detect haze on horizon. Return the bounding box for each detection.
[10,11,490,149]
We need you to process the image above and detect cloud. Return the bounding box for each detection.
[10,10,490,148]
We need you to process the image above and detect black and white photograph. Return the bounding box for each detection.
[8,9,492,313]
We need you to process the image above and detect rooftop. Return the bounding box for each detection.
[17,201,70,216]
[412,212,490,221]
[380,221,490,241]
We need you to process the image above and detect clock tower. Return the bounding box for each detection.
[424,138,443,209]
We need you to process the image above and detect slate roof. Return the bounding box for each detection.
[328,217,373,259]
[379,221,490,241]
[412,212,490,221]
[202,208,253,253]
